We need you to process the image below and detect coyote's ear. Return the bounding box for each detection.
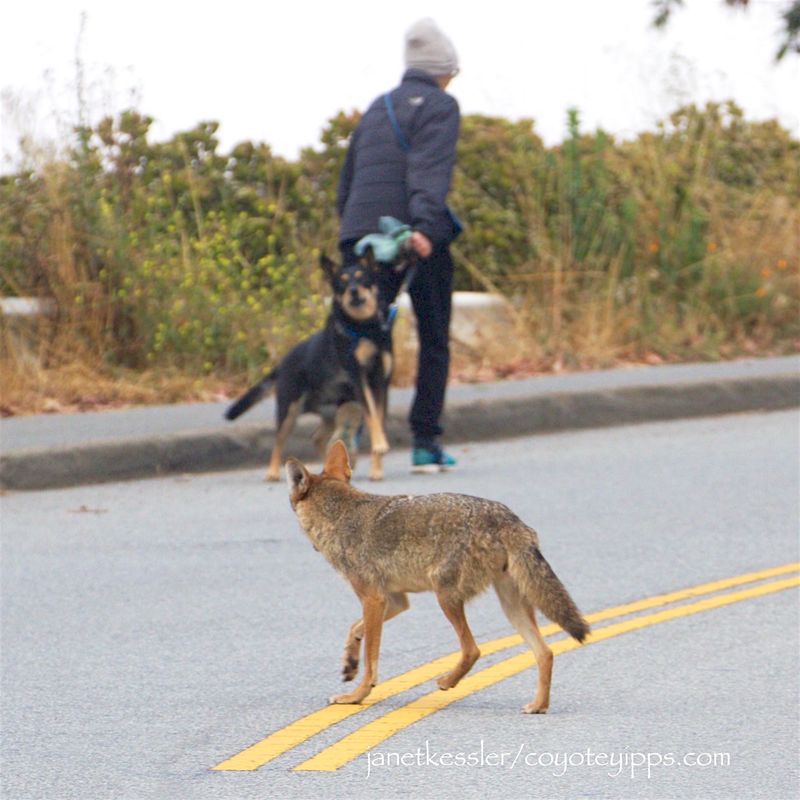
[323,439,352,482]
[320,254,338,283]
[286,458,311,501]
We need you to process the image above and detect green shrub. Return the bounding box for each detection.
[1,100,797,386]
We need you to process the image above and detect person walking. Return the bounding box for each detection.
[337,17,462,472]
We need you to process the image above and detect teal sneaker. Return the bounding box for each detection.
[411,444,457,474]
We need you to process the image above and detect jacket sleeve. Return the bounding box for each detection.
[406,93,460,246]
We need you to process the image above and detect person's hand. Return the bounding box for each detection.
[410,231,433,259]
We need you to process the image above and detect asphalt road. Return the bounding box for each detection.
[2,411,799,800]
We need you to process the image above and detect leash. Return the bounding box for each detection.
[383,92,411,153]
[383,243,418,334]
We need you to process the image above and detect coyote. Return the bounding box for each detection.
[286,441,589,714]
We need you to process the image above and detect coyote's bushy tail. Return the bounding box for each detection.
[224,371,278,421]
[507,544,589,642]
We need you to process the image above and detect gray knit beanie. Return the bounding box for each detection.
[404,18,459,77]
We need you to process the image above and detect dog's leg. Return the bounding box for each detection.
[331,401,363,467]
[330,590,386,705]
[382,351,393,384]
[352,339,390,480]
[342,592,409,682]
[360,378,389,481]
[494,575,553,713]
[369,452,384,481]
[372,359,392,482]
[435,593,481,690]
[312,417,335,460]
[361,378,389,453]
[266,397,303,482]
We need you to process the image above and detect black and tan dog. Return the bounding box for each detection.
[225,252,393,481]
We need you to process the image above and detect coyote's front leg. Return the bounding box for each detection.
[342,592,409,682]
[331,593,386,704]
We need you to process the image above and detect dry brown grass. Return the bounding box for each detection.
[1,313,233,416]
[3,325,796,418]
[0,357,235,416]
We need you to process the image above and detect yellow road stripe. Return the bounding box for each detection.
[213,562,798,771]
[575,561,799,625]
[211,628,537,771]
[295,575,800,772]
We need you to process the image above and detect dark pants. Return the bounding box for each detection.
[340,241,453,444]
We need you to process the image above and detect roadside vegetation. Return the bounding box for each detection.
[1,101,798,415]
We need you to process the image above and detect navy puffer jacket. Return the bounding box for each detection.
[337,69,461,248]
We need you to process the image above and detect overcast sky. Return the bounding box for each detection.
[2,0,798,167]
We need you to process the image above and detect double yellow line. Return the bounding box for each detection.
[213,562,799,773]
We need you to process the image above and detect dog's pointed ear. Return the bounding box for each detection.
[360,245,378,274]
[323,439,352,482]
[286,458,311,501]
[320,254,339,283]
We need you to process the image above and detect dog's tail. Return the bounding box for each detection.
[224,371,278,421]
[507,542,589,643]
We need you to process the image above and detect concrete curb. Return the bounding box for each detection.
[1,361,797,491]
[442,373,799,441]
